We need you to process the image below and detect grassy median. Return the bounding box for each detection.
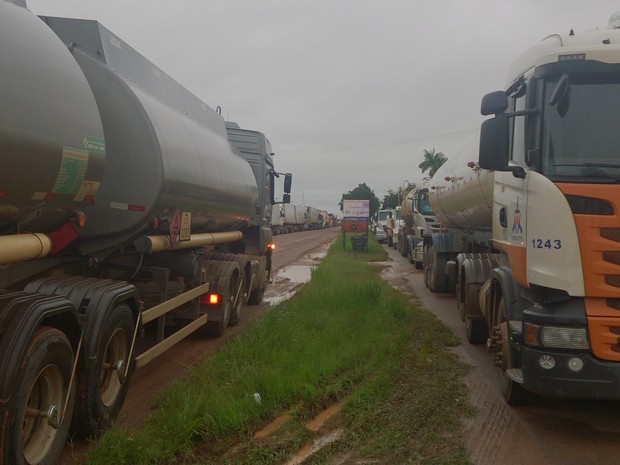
[79,234,473,465]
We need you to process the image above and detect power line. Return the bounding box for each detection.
[281,127,480,155]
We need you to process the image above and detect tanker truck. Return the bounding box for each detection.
[424,11,620,405]
[397,184,439,268]
[0,3,291,464]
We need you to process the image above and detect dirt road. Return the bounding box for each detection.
[380,244,620,465]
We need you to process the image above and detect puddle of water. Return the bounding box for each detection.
[278,265,315,283]
[263,291,297,306]
[263,240,334,306]
[263,265,316,305]
[308,251,327,261]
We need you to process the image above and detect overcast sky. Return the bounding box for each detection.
[25,0,620,214]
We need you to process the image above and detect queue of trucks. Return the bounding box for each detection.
[374,186,440,271]
[0,2,294,464]
[270,204,335,235]
[420,12,620,405]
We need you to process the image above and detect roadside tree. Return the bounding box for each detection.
[419,148,447,178]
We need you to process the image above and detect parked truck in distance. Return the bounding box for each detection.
[372,208,393,244]
[0,4,291,464]
[397,185,439,268]
[384,206,402,250]
[424,11,620,405]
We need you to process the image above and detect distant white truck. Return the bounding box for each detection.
[398,187,440,268]
[373,208,393,244]
[384,206,402,249]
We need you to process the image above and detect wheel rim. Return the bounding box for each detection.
[100,328,128,407]
[22,364,65,465]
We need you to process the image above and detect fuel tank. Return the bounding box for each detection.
[428,137,494,231]
[39,16,258,245]
[0,2,106,234]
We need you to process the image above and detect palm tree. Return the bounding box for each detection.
[418,148,447,178]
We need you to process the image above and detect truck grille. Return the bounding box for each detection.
[558,183,620,361]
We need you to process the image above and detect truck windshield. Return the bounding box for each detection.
[542,73,620,181]
[416,193,433,215]
[378,211,391,221]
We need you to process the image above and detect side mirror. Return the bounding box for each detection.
[481,90,508,116]
[284,173,292,193]
[282,193,291,204]
[479,114,509,170]
[479,114,526,178]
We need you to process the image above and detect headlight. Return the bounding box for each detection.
[541,326,588,349]
[524,323,589,350]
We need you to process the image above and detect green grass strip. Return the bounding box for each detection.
[80,234,473,465]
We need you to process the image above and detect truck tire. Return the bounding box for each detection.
[248,265,269,305]
[465,316,487,344]
[248,286,265,305]
[228,273,245,326]
[1,326,75,465]
[399,240,407,257]
[73,303,134,438]
[428,246,448,293]
[423,244,431,289]
[456,274,465,322]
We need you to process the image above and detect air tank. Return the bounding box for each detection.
[0,2,106,234]
[428,136,494,231]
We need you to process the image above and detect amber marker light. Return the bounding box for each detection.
[268,243,276,250]
[200,293,221,305]
[524,322,539,346]
[76,211,87,227]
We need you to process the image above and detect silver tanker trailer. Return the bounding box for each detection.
[422,136,495,342]
[0,2,291,464]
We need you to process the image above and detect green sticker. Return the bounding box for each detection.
[83,135,105,154]
[52,147,89,194]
